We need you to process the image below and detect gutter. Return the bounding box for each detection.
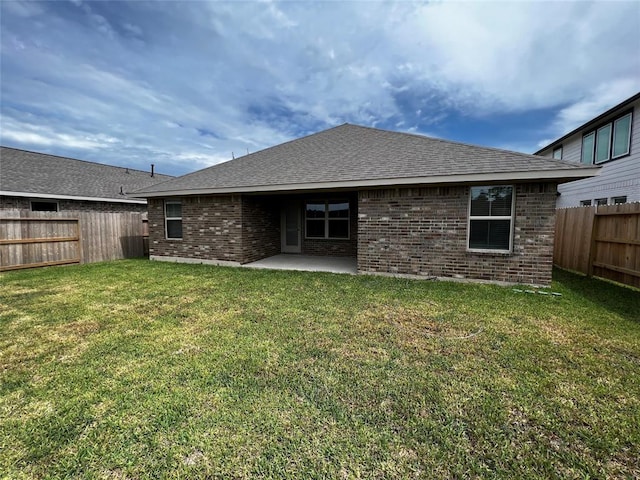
[0,191,148,204]
[130,168,601,198]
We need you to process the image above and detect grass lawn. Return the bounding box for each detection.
[1,260,639,479]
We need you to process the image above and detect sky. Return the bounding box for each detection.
[1,1,639,177]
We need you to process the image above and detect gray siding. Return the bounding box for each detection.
[539,98,640,207]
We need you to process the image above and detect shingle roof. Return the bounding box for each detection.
[134,124,598,197]
[0,147,173,203]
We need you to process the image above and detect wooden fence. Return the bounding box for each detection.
[0,210,146,272]
[554,202,640,289]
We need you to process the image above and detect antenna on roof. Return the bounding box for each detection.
[232,152,235,159]
[247,148,249,155]
[150,164,155,177]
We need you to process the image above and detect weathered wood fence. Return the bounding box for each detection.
[554,202,640,289]
[0,211,146,271]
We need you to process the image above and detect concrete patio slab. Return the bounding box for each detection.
[243,254,357,274]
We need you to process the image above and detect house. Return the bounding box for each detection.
[133,124,598,286]
[535,92,639,208]
[0,146,173,213]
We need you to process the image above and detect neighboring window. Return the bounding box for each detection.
[595,198,608,206]
[581,132,595,164]
[580,200,592,206]
[612,196,627,205]
[582,111,633,164]
[468,186,513,252]
[612,114,632,157]
[305,201,349,239]
[553,146,563,159]
[31,200,58,212]
[165,201,182,239]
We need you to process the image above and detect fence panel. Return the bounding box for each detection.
[591,203,640,289]
[0,213,80,271]
[554,203,640,289]
[0,210,146,271]
[553,207,594,273]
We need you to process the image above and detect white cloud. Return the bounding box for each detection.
[0,117,120,150]
[1,0,638,174]
[549,79,640,137]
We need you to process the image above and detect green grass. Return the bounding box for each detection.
[1,260,639,479]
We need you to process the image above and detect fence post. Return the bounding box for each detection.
[587,205,598,277]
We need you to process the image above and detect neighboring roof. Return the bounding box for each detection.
[535,92,640,154]
[134,124,599,197]
[0,147,173,204]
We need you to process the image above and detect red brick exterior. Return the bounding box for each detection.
[147,183,557,285]
[357,183,557,285]
[0,195,147,213]
[148,195,244,262]
[241,196,280,263]
[149,194,358,264]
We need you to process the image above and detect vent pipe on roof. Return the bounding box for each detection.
[120,186,124,195]
[151,164,155,177]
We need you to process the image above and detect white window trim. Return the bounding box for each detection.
[304,200,350,240]
[467,185,515,254]
[581,131,595,165]
[582,110,633,165]
[594,124,612,164]
[165,200,182,240]
[552,146,563,160]
[612,112,633,159]
[30,199,59,212]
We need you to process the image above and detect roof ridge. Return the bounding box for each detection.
[0,145,173,177]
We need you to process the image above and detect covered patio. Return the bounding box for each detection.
[243,254,357,274]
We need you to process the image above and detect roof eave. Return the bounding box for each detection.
[132,168,600,198]
[0,191,148,204]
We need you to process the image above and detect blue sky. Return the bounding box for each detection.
[1,0,639,177]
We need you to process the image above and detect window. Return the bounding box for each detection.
[305,201,349,239]
[553,146,563,159]
[612,196,627,205]
[468,186,513,252]
[581,111,633,164]
[165,201,182,239]
[613,114,632,157]
[580,200,592,206]
[31,200,58,211]
[595,198,608,206]
[581,132,595,164]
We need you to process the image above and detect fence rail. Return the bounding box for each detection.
[554,202,640,289]
[0,210,146,271]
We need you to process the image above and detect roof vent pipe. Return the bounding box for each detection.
[151,164,155,177]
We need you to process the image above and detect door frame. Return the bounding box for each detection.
[280,202,302,253]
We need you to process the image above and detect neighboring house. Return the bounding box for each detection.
[536,92,640,208]
[133,124,598,286]
[0,147,173,213]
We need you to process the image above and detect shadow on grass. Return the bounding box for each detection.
[553,267,640,323]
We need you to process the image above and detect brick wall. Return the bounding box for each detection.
[241,196,280,263]
[148,195,244,263]
[0,196,146,213]
[357,183,557,286]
